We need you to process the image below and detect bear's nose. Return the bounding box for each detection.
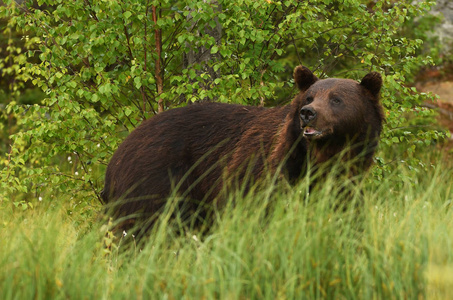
[300,106,317,124]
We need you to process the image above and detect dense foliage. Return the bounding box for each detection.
[0,0,448,208]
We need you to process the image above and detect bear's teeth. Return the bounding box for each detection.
[304,127,320,135]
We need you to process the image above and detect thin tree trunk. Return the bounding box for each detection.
[183,0,222,103]
[152,5,164,112]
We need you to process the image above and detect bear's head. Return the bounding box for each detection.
[289,65,384,169]
[293,66,383,146]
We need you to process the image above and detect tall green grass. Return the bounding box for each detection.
[1,156,452,299]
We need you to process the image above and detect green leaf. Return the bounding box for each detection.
[134,77,142,89]
[123,11,132,20]
[124,107,132,116]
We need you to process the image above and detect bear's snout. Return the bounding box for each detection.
[300,106,317,125]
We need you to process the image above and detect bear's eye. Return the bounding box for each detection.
[306,96,313,104]
[331,97,342,105]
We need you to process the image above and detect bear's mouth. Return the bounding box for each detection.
[303,126,323,138]
[302,126,334,140]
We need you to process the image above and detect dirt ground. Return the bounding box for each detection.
[415,77,453,156]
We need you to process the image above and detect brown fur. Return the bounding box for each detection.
[101,66,384,230]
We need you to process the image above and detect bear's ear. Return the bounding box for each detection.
[294,65,318,92]
[360,72,382,97]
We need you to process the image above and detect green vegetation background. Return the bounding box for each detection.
[0,0,452,298]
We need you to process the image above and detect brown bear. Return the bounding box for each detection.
[101,66,383,230]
